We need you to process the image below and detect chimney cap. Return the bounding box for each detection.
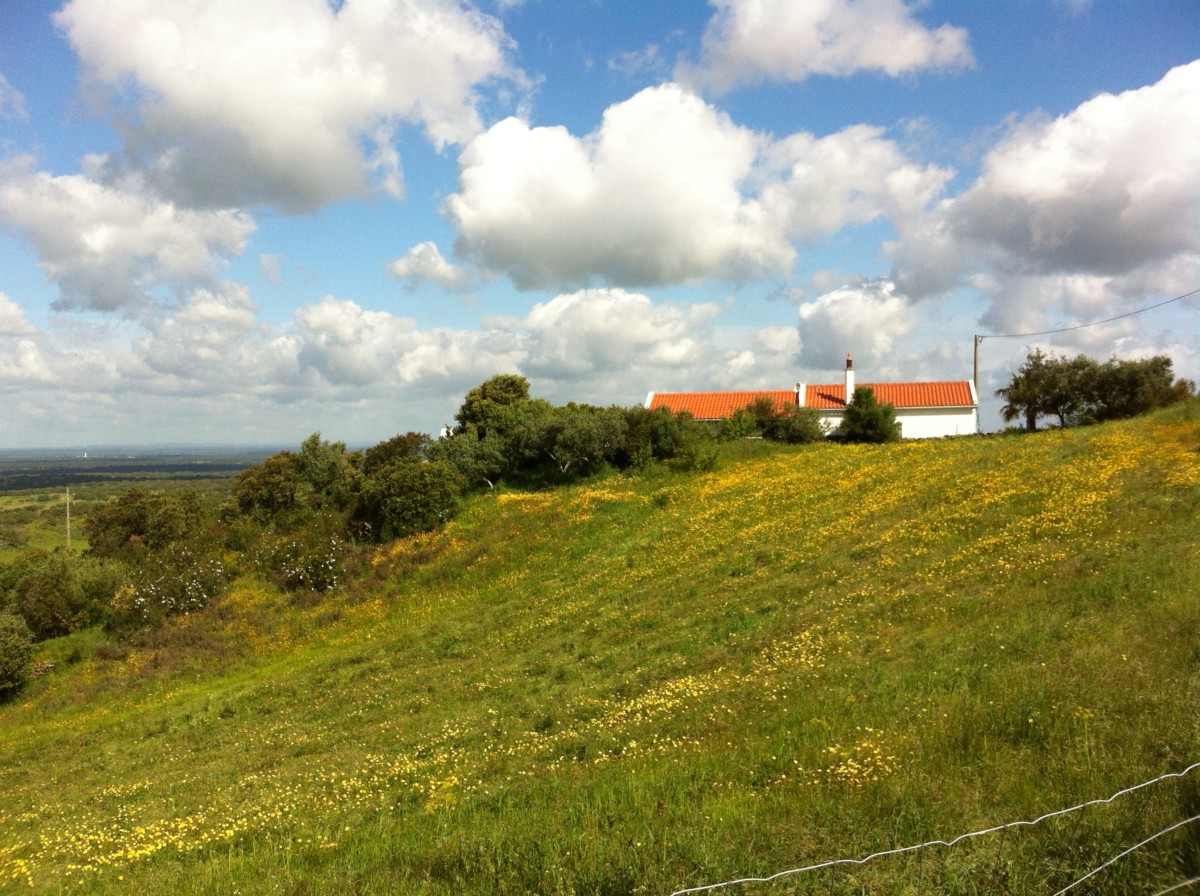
[845,353,853,369]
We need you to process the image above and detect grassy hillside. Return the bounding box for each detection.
[2,404,1199,895]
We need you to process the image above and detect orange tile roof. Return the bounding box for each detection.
[647,390,796,420]
[648,382,974,419]
[804,381,975,410]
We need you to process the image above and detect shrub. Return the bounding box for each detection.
[358,460,465,541]
[763,405,826,444]
[84,488,209,559]
[252,515,348,593]
[716,408,758,442]
[107,546,229,632]
[836,386,901,443]
[1,549,120,640]
[0,613,33,699]
[229,451,304,523]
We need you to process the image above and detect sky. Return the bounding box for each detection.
[0,0,1197,448]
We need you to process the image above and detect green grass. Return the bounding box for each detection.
[2,404,1199,894]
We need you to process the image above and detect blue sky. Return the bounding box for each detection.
[0,0,1197,447]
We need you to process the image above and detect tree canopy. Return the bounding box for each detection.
[997,350,1194,431]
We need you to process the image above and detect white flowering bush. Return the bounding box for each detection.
[107,547,228,631]
[252,518,347,593]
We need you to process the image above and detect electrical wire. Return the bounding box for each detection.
[979,286,1200,341]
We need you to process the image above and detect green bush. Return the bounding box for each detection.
[716,408,758,442]
[107,544,229,632]
[84,487,210,559]
[251,515,348,593]
[358,460,465,541]
[228,452,304,523]
[763,405,826,444]
[836,386,901,443]
[1,549,121,641]
[0,613,33,699]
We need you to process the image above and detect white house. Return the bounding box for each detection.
[645,355,979,439]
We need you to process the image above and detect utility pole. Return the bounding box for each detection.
[65,488,72,551]
[973,334,983,398]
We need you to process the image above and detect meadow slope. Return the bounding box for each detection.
[1,404,1199,895]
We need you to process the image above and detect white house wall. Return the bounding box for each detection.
[818,407,977,439]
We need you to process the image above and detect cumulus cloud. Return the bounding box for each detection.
[0,340,56,387]
[953,61,1200,276]
[797,280,917,369]
[0,293,36,336]
[448,84,946,290]
[892,60,1200,332]
[679,0,973,94]
[518,288,722,379]
[0,165,254,313]
[0,72,27,120]
[55,0,522,211]
[390,242,473,291]
[294,295,524,389]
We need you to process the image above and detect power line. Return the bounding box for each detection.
[980,286,1200,341]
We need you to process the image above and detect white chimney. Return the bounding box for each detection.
[844,353,854,403]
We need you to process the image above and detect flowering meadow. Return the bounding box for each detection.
[1,402,1198,894]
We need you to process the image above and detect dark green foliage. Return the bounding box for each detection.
[1,549,126,640]
[362,432,431,476]
[298,433,360,509]
[621,406,708,467]
[1089,355,1195,422]
[836,386,901,443]
[229,451,304,522]
[426,428,510,489]
[454,374,532,435]
[998,350,1195,431]
[358,460,466,541]
[716,408,758,442]
[540,405,628,477]
[0,612,33,698]
[762,405,827,444]
[83,487,209,559]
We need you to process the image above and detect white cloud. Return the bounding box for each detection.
[0,340,56,387]
[892,60,1200,334]
[0,72,27,120]
[797,280,917,369]
[0,164,254,312]
[757,124,953,239]
[56,0,522,211]
[293,295,524,389]
[679,0,973,94]
[0,293,36,336]
[953,61,1200,276]
[448,84,944,290]
[518,288,722,379]
[390,241,473,291]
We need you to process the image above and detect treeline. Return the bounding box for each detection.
[0,375,779,695]
[997,350,1194,431]
[7,357,1187,697]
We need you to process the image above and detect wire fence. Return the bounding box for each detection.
[669,760,1200,896]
